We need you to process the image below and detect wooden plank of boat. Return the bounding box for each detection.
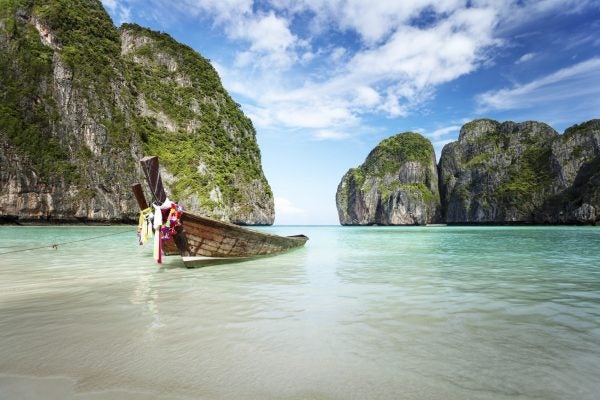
[137,156,308,260]
[179,212,308,257]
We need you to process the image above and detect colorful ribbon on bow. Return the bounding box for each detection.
[137,200,183,264]
[137,207,154,246]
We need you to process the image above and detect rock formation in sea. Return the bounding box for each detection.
[336,132,441,225]
[438,119,600,224]
[438,119,559,223]
[0,0,274,224]
[338,119,599,226]
[535,120,600,224]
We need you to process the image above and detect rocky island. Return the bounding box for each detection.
[0,0,273,224]
[336,132,441,225]
[338,119,600,225]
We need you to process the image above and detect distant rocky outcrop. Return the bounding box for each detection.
[439,119,600,224]
[438,120,559,223]
[0,0,274,224]
[535,120,600,224]
[338,119,599,226]
[336,132,441,225]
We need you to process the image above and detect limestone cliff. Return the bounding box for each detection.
[119,24,273,225]
[0,0,141,222]
[535,120,600,224]
[438,119,600,224]
[342,119,599,226]
[438,120,559,223]
[336,132,441,225]
[0,0,274,224]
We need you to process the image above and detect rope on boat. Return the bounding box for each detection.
[0,229,133,255]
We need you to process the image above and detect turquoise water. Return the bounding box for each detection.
[0,225,599,399]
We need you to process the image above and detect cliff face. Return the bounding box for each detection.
[119,24,274,225]
[340,119,599,226]
[0,1,274,224]
[439,119,600,224]
[438,120,559,223]
[535,120,600,224]
[0,0,141,222]
[336,132,441,225]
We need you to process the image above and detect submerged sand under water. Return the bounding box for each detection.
[1,225,599,399]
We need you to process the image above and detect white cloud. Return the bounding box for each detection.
[243,13,295,52]
[425,125,461,139]
[101,0,131,24]
[477,57,600,111]
[352,86,381,107]
[485,0,597,34]
[432,139,454,161]
[515,52,536,64]
[217,3,498,136]
[176,0,253,23]
[119,0,597,141]
[150,0,298,70]
[277,0,468,44]
[232,12,300,69]
[312,130,350,141]
[275,197,306,216]
[420,125,461,160]
[102,0,117,9]
[330,47,346,62]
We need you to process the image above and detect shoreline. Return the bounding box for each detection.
[1,219,598,227]
[0,217,137,226]
[340,221,599,227]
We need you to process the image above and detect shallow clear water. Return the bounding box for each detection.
[0,225,599,399]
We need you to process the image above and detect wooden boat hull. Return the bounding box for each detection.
[134,156,308,261]
[162,236,180,256]
[175,212,308,257]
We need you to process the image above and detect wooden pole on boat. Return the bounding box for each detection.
[131,183,149,210]
[140,156,167,204]
[139,156,191,256]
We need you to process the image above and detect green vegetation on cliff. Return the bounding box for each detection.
[0,0,274,223]
[457,120,555,193]
[0,0,133,183]
[33,0,121,82]
[336,132,440,225]
[369,132,433,163]
[440,118,599,224]
[363,132,434,178]
[0,0,70,179]
[120,23,271,208]
[341,133,432,192]
[497,146,553,212]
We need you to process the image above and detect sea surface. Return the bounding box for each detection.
[0,225,599,400]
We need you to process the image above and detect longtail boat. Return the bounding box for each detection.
[132,156,308,266]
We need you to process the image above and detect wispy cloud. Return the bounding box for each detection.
[216,3,499,137]
[477,57,600,112]
[110,0,598,140]
[515,52,536,64]
[101,0,131,24]
[127,0,502,133]
[231,12,303,69]
[421,125,462,160]
[424,125,461,140]
[493,0,598,33]
[432,139,454,160]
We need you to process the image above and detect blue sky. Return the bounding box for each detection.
[101,0,600,225]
